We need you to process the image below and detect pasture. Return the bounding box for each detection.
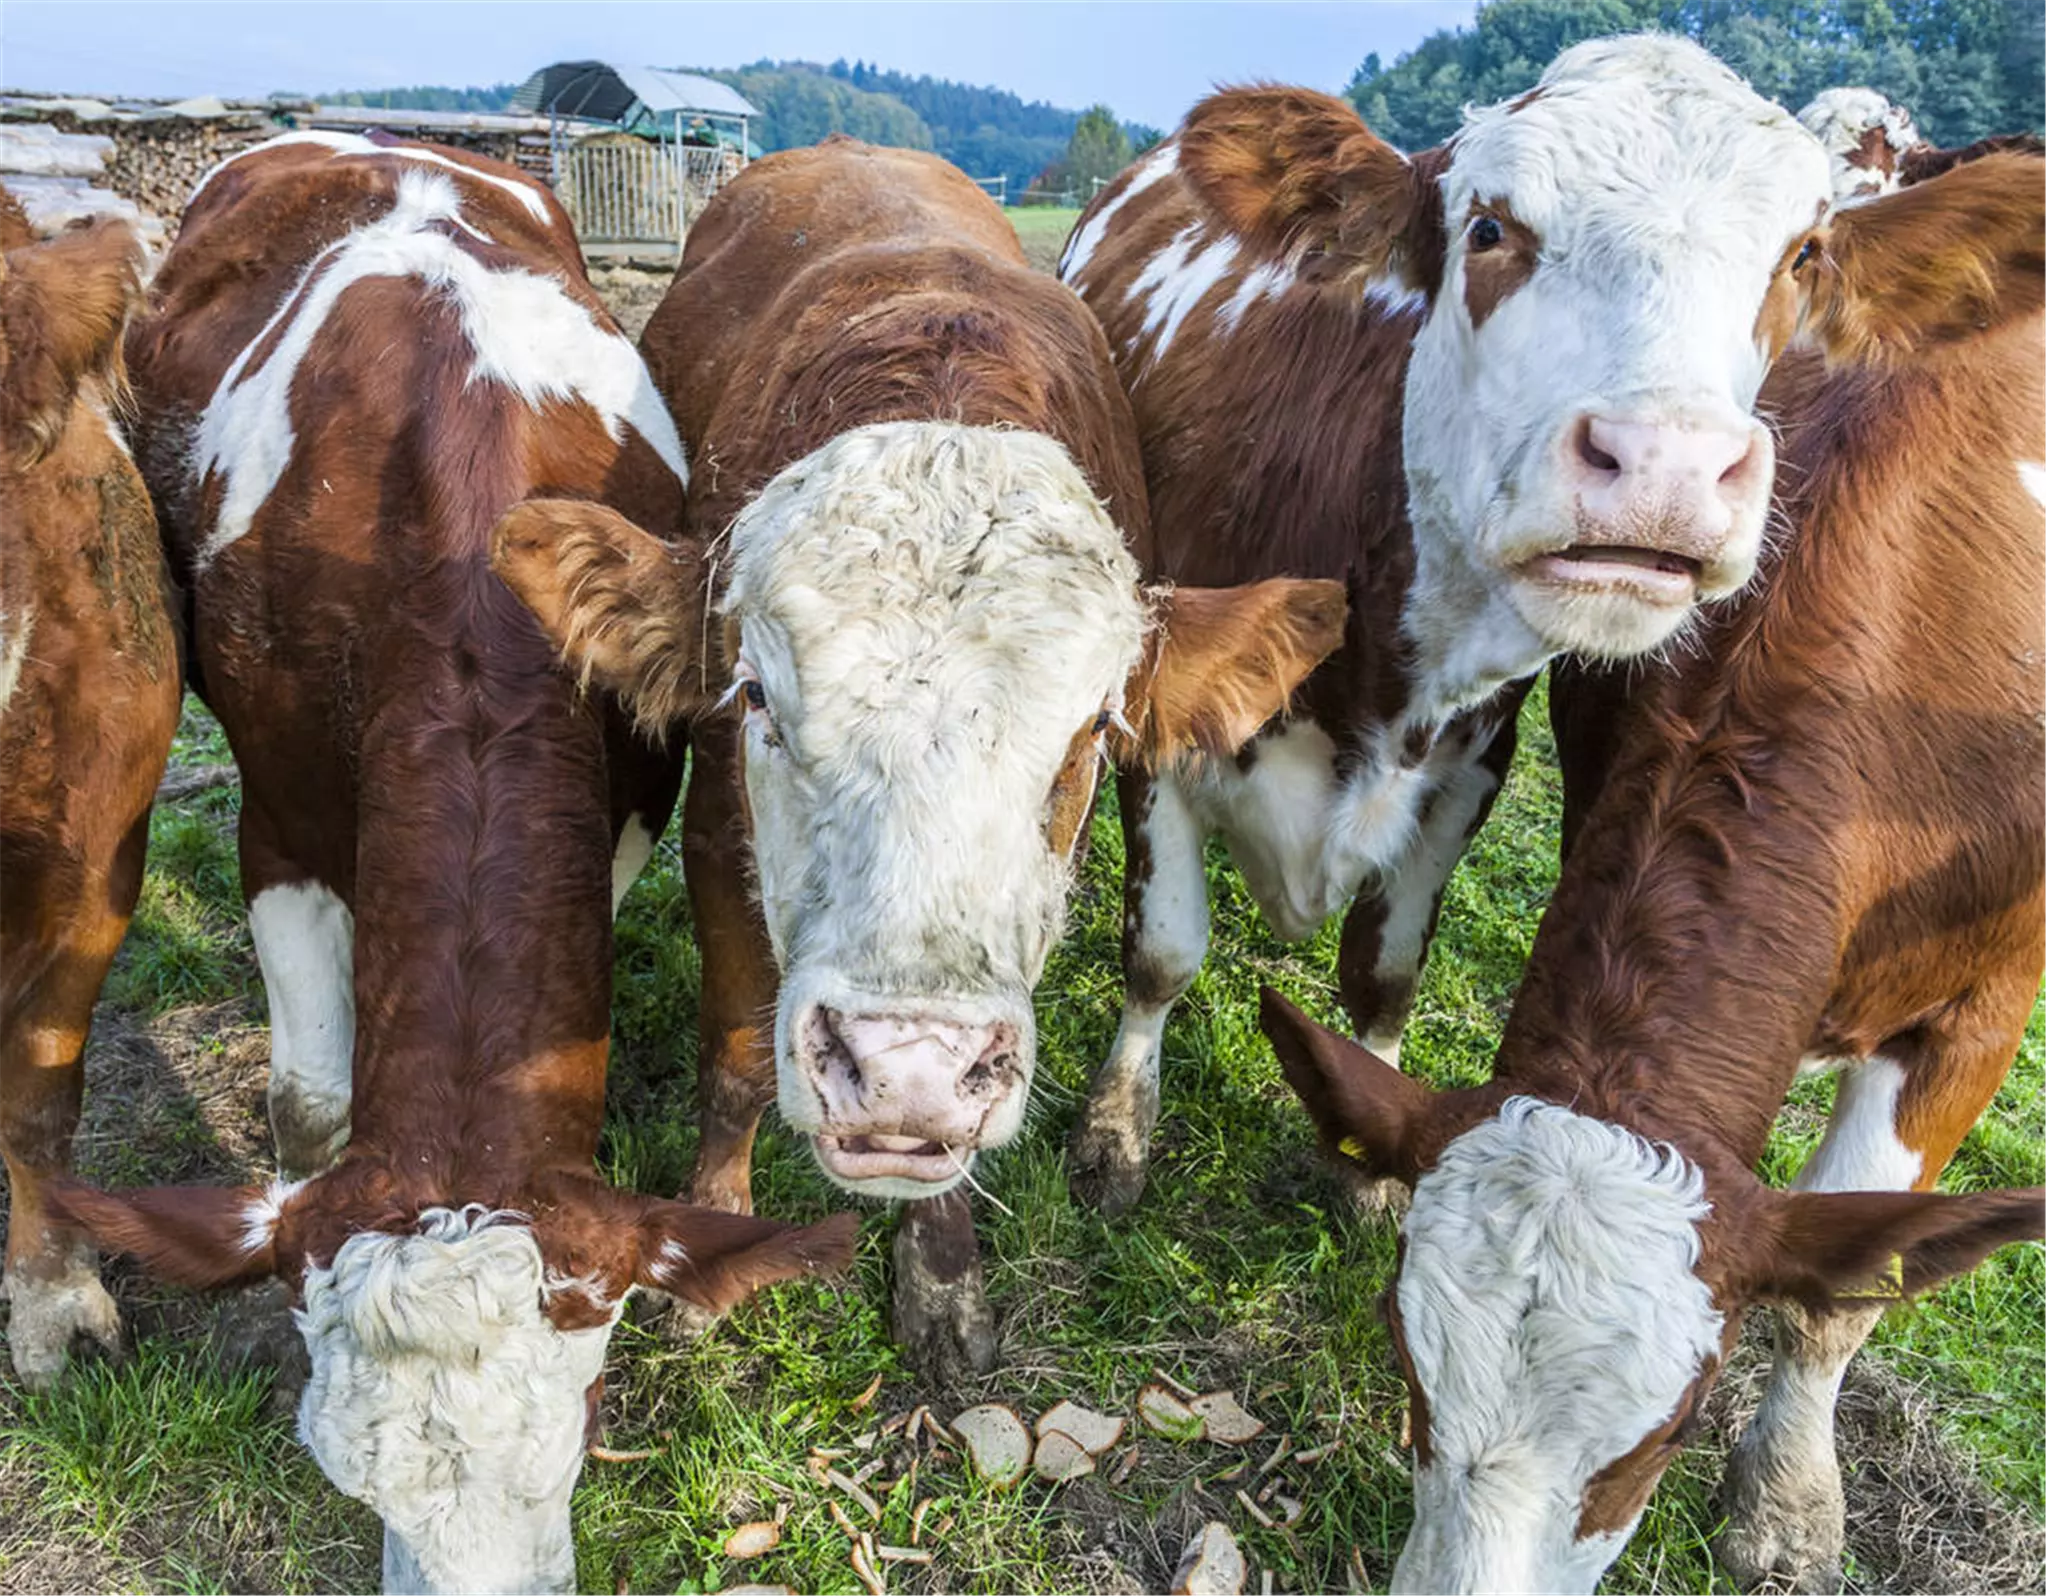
[1,201,2041,1596]
[1,679,2039,1595]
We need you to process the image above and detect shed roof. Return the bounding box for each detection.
[512,62,759,126]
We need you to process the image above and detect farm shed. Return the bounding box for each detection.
[513,61,762,254]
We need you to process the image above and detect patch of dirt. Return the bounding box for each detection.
[589,264,676,342]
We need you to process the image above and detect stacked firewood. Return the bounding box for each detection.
[0,122,165,250]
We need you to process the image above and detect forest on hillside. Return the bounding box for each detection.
[1350,0,2044,147]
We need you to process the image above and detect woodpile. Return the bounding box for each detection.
[0,122,166,250]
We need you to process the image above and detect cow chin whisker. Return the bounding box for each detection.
[944,1145,1015,1217]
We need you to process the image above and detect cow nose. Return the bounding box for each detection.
[801,1006,1021,1143]
[1565,413,1769,564]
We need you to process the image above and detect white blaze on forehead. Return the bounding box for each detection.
[188,128,554,223]
[1393,1098,1722,1593]
[724,420,1146,993]
[1058,141,1180,284]
[296,1205,621,1595]
[192,168,685,571]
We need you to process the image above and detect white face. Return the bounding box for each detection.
[294,1208,619,1595]
[1797,87,1922,203]
[1401,35,1833,670]
[722,421,1147,1198]
[1389,1100,1725,1594]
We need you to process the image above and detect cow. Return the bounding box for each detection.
[491,136,1347,1378]
[1056,32,2045,1220]
[1261,145,2046,1595]
[1797,85,2045,204]
[43,134,855,1594]
[0,199,181,1389]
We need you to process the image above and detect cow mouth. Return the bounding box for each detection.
[811,1132,966,1185]
[1520,544,1704,604]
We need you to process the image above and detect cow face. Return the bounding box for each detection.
[1258,990,2045,1593]
[493,426,1346,1201]
[52,1172,854,1595]
[1798,87,1923,204]
[1399,36,1826,665]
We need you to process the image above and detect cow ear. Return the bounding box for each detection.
[1741,1185,2044,1312]
[46,1176,296,1289]
[1177,87,1445,292]
[1118,578,1345,764]
[1804,150,2044,361]
[0,217,145,467]
[1257,987,1441,1186]
[636,1205,859,1315]
[490,498,711,735]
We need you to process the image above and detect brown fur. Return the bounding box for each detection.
[0,218,179,1376]
[57,139,846,1320]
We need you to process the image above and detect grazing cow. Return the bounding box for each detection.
[47,135,854,1594]
[1796,86,2044,203]
[1263,147,2045,1595]
[1056,33,2041,1219]
[0,201,180,1388]
[493,137,1346,1376]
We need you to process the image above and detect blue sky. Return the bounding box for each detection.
[4,2,1475,131]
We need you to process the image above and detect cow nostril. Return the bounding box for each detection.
[1574,416,1620,474]
[812,1008,862,1086]
[1718,437,1762,491]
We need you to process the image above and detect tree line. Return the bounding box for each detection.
[1349,0,2044,149]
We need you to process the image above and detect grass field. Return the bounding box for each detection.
[1005,207,1084,273]
[1,678,2040,1595]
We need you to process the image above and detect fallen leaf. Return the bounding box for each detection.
[723,1522,780,1560]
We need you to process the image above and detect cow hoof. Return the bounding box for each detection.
[3,1269,122,1389]
[1069,1113,1154,1219]
[626,1288,720,1342]
[891,1234,996,1385]
[1716,1441,1847,1593]
[1334,1163,1410,1221]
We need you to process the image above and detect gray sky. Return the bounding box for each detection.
[4,2,1475,132]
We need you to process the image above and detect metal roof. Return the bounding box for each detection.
[511,62,759,127]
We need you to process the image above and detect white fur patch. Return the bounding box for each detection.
[249,880,356,1174]
[2018,461,2046,510]
[189,128,552,223]
[1363,272,1429,318]
[192,169,685,571]
[609,814,657,917]
[295,1206,621,1595]
[239,1176,310,1254]
[1796,87,1922,204]
[1793,1057,1923,1195]
[1392,1098,1723,1593]
[1216,260,1292,333]
[723,422,1148,1161]
[1134,228,1239,366]
[1058,142,1180,284]
[0,605,31,714]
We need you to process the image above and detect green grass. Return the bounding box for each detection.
[1004,207,1083,273]
[2,685,2040,1593]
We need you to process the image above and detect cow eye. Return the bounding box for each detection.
[1792,238,1819,272]
[1468,214,1505,252]
[741,679,766,712]
[1092,708,1111,736]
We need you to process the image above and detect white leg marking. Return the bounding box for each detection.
[610,814,656,918]
[249,881,355,1178]
[1723,1055,1918,1586]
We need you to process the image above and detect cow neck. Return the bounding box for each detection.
[344,556,616,1179]
[1492,338,2041,1170]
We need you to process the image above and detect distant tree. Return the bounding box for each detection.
[1064,104,1134,188]
[1346,0,2043,149]
[320,83,520,113]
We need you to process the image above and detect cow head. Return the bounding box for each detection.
[1797,87,1923,204]
[1173,37,2042,685]
[494,422,1345,1199]
[1259,990,2043,1593]
[0,213,144,470]
[53,1168,855,1594]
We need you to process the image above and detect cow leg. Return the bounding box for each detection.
[1072,768,1209,1217]
[0,816,147,1387]
[682,717,778,1217]
[1718,1001,2024,1594]
[244,819,355,1181]
[892,1187,996,1381]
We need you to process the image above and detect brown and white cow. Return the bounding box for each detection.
[45,134,854,1593]
[0,201,180,1388]
[1796,86,2044,204]
[1057,33,2040,1217]
[1263,146,2045,1595]
[493,136,1345,1376]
